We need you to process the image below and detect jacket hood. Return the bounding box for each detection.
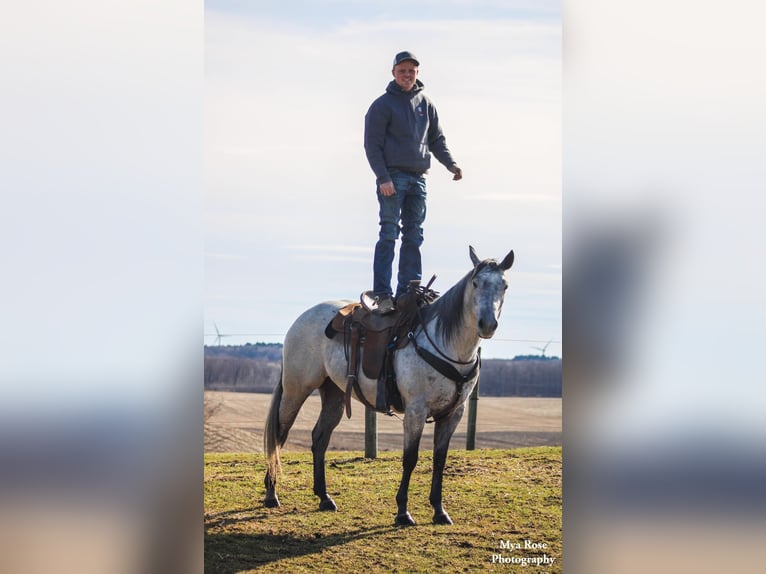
[386,79,424,96]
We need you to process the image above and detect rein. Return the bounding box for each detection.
[415,306,477,366]
[408,332,481,384]
[409,306,482,422]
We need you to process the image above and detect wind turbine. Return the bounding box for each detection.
[213,323,232,347]
[531,339,552,357]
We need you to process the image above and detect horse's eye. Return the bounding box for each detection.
[503,284,508,291]
[472,279,478,288]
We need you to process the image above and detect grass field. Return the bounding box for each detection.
[205,447,562,573]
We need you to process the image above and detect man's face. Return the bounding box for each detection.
[392,60,419,92]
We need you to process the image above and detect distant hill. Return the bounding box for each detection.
[204,342,283,361]
[204,343,283,393]
[204,343,561,397]
[510,354,561,362]
[479,358,561,397]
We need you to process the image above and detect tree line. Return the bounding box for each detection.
[204,343,561,397]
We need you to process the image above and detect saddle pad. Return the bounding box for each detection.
[324,302,361,339]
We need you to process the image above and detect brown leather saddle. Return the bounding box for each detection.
[324,279,438,418]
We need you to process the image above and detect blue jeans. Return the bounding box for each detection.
[373,169,427,298]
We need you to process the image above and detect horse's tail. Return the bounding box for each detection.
[264,366,284,484]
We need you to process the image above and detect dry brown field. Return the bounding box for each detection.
[204,390,561,453]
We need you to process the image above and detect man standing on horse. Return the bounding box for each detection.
[364,50,463,314]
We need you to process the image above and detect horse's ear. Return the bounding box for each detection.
[500,250,515,270]
[469,245,481,267]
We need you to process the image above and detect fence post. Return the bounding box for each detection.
[364,406,377,458]
[466,377,479,450]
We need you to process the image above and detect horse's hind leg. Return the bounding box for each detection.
[263,371,319,508]
[429,405,465,525]
[312,379,345,511]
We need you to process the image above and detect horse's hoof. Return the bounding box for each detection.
[318,497,337,512]
[264,496,280,508]
[433,511,453,525]
[394,512,416,527]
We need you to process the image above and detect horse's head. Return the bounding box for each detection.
[468,245,515,338]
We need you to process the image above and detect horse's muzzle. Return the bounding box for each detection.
[478,318,498,338]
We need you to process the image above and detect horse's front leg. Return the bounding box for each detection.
[395,406,427,526]
[430,404,465,525]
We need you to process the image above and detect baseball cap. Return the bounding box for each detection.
[393,50,420,67]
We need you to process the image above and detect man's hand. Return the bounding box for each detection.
[449,165,463,181]
[379,181,396,196]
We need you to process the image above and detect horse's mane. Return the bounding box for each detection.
[422,260,500,346]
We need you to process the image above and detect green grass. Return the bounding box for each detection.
[205,447,561,573]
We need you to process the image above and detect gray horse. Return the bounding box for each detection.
[264,246,514,526]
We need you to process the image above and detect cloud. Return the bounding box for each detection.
[467,193,560,203]
[292,255,371,264]
[286,244,372,253]
[205,252,248,261]
[286,244,373,263]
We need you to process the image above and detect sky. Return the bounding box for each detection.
[205,0,561,358]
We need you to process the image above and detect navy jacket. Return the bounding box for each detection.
[364,79,457,185]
